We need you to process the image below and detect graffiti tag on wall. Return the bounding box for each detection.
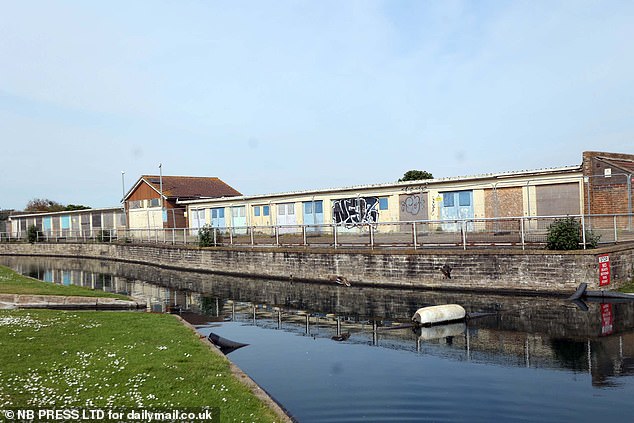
[401,194,422,215]
[332,197,379,228]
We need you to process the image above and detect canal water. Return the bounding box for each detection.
[2,256,634,422]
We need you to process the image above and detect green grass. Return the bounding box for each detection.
[0,265,128,299]
[618,280,634,293]
[0,310,280,422]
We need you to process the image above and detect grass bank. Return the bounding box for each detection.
[0,309,280,422]
[0,265,127,299]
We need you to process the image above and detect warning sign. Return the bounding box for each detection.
[598,254,610,287]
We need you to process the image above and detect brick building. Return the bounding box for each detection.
[582,151,634,215]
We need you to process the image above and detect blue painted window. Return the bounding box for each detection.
[379,197,389,210]
[459,191,471,206]
[254,206,261,216]
[212,208,225,219]
[314,201,323,214]
[305,202,313,214]
[61,216,70,229]
[443,193,454,207]
[263,205,270,216]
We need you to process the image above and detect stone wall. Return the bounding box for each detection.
[0,242,632,294]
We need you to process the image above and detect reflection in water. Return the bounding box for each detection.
[2,255,634,389]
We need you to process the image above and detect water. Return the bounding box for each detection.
[2,256,634,422]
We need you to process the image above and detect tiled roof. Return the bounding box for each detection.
[141,175,241,199]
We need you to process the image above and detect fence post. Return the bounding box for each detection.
[183,228,186,245]
[412,222,417,250]
[275,226,279,246]
[229,228,234,245]
[302,225,307,246]
[333,224,338,249]
[250,226,255,246]
[614,215,618,243]
[520,217,525,250]
[369,224,374,249]
[581,215,587,250]
[462,220,467,250]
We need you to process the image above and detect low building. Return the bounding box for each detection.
[123,175,241,231]
[6,207,126,239]
[180,150,633,235]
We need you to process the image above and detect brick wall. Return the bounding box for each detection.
[582,151,634,215]
[2,243,632,294]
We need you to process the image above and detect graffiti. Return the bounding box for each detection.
[332,197,379,228]
[401,184,428,193]
[401,194,422,215]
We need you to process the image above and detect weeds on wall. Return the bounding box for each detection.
[546,217,600,250]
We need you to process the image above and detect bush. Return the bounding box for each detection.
[198,224,221,247]
[27,225,38,244]
[97,230,112,243]
[546,217,600,250]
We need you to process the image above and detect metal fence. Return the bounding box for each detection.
[2,213,633,250]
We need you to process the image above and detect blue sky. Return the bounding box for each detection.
[1,0,633,210]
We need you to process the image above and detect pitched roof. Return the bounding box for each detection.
[127,176,241,201]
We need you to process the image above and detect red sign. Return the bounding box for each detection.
[598,254,611,286]
[600,303,614,336]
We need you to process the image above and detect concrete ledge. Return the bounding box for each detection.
[0,294,142,310]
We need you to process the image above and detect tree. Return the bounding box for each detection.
[24,199,91,212]
[398,170,433,182]
[25,198,66,212]
[65,204,92,211]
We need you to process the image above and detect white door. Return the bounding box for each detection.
[276,203,297,234]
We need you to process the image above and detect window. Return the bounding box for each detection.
[305,202,313,214]
[314,201,323,214]
[443,193,454,207]
[129,200,142,209]
[211,208,225,219]
[287,204,295,215]
[254,206,261,217]
[278,204,285,215]
[379,197,389,210]
[263,205,270,216]
[459,191,471,207]
[149,198,160,207]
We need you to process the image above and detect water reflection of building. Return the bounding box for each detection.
[2,255,634,387]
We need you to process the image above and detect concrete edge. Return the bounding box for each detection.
[0,294,143,310]
[173,315,295,423]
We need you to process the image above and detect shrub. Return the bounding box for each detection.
[27,225,38,244]
[546,217,600,250]
[198,224,221,247]
[97,230,112,243]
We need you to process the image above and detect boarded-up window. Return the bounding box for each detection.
[399,193,428,221]
[103,213,114,228]
[92,212,102,228]
[536,183,581,216]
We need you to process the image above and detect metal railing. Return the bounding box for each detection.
[2,213,633,250]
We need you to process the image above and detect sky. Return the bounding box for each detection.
[1,0,633,210]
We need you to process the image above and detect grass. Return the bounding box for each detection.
[0,265,128,299]
[0,309,280,422]
[618,280,634,293]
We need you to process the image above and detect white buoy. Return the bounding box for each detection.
[412,304,466,326]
